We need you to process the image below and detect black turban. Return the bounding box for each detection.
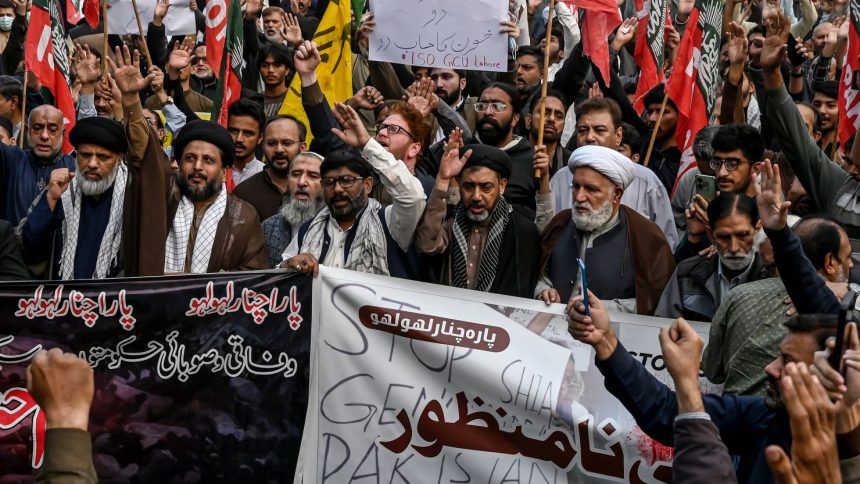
[69,117,128,154]
[172,120,236,167]
[459,144,512,180]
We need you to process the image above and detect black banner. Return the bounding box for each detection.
[0,270,312,482]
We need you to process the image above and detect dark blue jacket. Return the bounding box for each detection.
[597,342,789,483]
[766,225,840,315]
[0,145,76,225]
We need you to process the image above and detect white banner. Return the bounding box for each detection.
[106,0,197,37]
[368,0,509,72]
[297,268,718,483]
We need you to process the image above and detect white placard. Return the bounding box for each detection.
[107,0,197,37]
[296,267,718,483]
[368,0,509,72]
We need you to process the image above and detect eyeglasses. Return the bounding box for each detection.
[193,57,208,65]
[709,157,745,172]
[265,139,299,148]
[375,123,415,140]
[475,101,508,113]
[321,175,365,189]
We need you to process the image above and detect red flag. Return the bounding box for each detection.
[562,0,621,84]
[205,0,229,79]
[665,0,721,194]
[839,12,860,149]
[66,0,98,28]
[211,0,243,125]
[84,0,100,28]
[632,0,669,113]
[26,0,75,154]
[66,0,83,24]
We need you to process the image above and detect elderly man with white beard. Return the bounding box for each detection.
[537,146,676,315]
[20,117,132,279]
[261,151,325,267]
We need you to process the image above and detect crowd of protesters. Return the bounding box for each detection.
[2,0,860,481]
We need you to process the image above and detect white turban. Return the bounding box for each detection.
[568,145,636,189]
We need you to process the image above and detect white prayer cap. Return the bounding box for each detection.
[568,145,636,189]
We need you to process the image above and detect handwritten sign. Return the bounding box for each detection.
[298,267,718,483]
[368,0,509,72]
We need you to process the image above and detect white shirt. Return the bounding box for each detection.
[231,158,265,186]
[549,163,679,249]
[280,138,426,264]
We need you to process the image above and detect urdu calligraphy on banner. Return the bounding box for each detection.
[298,267,718,484]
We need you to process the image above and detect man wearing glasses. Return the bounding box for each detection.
[474,82,538,217]
[279,103,426,278]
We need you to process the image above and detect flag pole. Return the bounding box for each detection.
[643,88,669,168]
[18,69,27,149]
[535,0,556,178]
[130,0,154,68]
[101,0,109,77]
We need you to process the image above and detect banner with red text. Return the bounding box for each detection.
[0,271,311,482]
[298,268,716,483]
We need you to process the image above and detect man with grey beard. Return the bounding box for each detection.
[20,117,131,279]
[537,145,675,315]
[261,152,324,267]
[415,137,541,298]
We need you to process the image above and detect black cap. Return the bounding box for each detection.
[172,120,236,167]
[69,117,129,153]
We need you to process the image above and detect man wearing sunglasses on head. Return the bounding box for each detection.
[279,102,426,279]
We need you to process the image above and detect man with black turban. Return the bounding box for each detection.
[164,119,269,273]
[21,116,133,279]
[415,131,541,298]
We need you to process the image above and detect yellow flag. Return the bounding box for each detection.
[279,0,353,144]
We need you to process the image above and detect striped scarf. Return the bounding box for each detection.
[450,197,511,291]
[59,163,128,280]
[164,187,227,274]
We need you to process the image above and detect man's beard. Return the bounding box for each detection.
[267,154,292,177]
[477,117,512,147]
[464,200,491,222]
[280,190,324,226]
[76,164,120,196]
[765,376,784,410]
[719,249,755,271]
[193,70,214,81]
[572,200,614,232]
[435,86,462,107]
[531,123,559,144]
[835,263,850,283]
[176,171,222,202]
[327,186,367,222]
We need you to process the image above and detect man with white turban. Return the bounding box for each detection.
[536,145,676,315]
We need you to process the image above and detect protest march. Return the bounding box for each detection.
[0,0,859,481]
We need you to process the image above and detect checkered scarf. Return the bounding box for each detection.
[164,186,227,274]
[59,163,128,280]
[450,197,510,291]
[300,198,389,276]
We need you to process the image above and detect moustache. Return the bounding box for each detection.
[188,172,208,181]
[468,201,487,209]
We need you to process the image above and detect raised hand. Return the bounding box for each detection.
[73,44,101,86]
[149,65,165,94]
[294,40,321,82]
[665,24,681,66]
[46,168,72,211]
[10,0,27,16]
[437,128,469,182]
[27,349,94,431]
[153,0,170,26]
[243,0,262,19]
[766,362,841,484]
[659,318,704,384]
[405,78,438,117]
[348,85,384,111]
[760,10,789,70]
[611,17,637,51]
[754,159,791,231]
[331,102,372,148]
[281,12,302,45]
[167,36,194,73]
[109,45,156,96]
[726,21,749,67]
